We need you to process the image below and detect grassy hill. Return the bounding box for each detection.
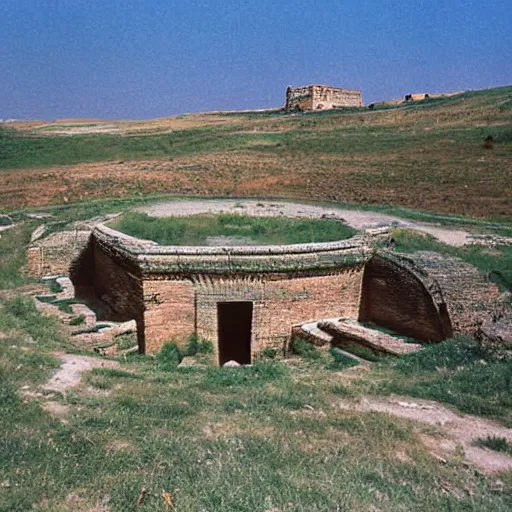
[1,86,511,217]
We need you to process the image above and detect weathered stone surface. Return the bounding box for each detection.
[70,303,96,328]
[358,253,453,342]
[26,231,92,277]
[405,251,502,336]
[476,312,512,348]
[318,319,424,356]
[222,360,241,368]
[285,85,363,111]
[59,213,510,363]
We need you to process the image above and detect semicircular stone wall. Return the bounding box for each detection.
[69,221,499,362]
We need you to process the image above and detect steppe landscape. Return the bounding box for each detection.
[1,85,512,512]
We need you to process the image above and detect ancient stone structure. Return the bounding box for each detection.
[59,221,499,364]
[26,203,505,365]
[285,85,363,112]
[26,231,91,277]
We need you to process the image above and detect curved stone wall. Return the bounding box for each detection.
[70,222,469,360]
[358,254,453,342]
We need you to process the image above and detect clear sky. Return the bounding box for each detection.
[1,0,511,120]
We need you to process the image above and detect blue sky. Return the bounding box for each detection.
[1,0,511,120]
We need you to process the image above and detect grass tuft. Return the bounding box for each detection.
[474,436,512,454]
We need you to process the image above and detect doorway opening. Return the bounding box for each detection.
[217,301,253,366]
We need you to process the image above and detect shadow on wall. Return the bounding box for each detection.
[358,255,453,342]
[70,236,146,352]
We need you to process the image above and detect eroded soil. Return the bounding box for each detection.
[338,396,512,473]
[43,353,119,393]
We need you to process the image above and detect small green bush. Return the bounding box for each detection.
[198,338,214,354]
[183,334,213,356]
[69,314,85,326]
[292,337,322,360]
[48,281,63,294]
[157,342,183,370]
[260,347,278,360]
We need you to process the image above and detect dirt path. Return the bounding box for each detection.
[338,396,512,473]
[138,199,471,247]
[43,353,119,392]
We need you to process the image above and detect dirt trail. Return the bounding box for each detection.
[338,396,512,473]
[139,199,471,247]
[43,353,119,392]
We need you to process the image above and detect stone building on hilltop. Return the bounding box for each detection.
[285,84,363,112]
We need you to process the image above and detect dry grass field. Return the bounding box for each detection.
[1,86,511,218]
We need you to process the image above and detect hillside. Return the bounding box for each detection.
[1,86,511,218]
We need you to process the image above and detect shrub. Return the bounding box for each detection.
[260,347,278,360]
[69,314,85,326]
[291,337,322,360]
[157,343,183,370]
[198,337,214,354]
[183,334,213,356]
[48,280,63,294]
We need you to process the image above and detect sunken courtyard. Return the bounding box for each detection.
[25,200,505,366]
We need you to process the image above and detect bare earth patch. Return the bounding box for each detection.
[43,353,119,392]
[338,396,512,473]
[40,400,70,422]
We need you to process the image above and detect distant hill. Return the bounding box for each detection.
[1,85,511,218]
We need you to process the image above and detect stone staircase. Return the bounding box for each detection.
[296,318,424,361]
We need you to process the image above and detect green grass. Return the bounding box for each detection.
[69,315,85,326]
[1,337,511,510]
[0,222,34,289]
[1,297,512,511]
[0,125,245,170]
[376,337,512,425]
[1,85,511,173]
[474,436,512,455]
[112,212,356,245]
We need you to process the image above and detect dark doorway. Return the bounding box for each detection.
[217,301,253,366]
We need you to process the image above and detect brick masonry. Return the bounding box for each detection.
[192,269,364,363]
[358,254,453,342]
[44,222,506,362]
[26,231,91,277]
[285,85,363,111]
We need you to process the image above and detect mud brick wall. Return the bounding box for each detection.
[358,255,449,342]
[409,252,501,335]
[92,241,145,347]
[26,231,91,277]
[194,276,266,361]
[192,268,364,361]
[262,269,364,351]
[142,278,195,354]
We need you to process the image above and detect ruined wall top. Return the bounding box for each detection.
[286,84,363,111]
[93,224,372,275]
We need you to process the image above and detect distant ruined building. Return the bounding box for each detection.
[285,84,363,112]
